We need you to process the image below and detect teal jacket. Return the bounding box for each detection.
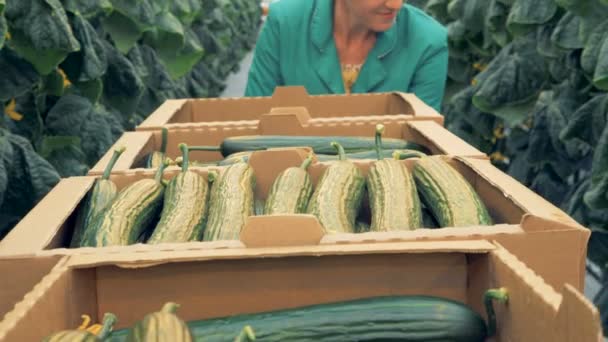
[245,0,449,111]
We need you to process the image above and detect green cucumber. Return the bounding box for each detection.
[316,149,426,161]
[306,142,365,233]
[264,154,314,215]
[203,162,255,241]
[148,144,211,244]
[125,303,192,342]
[189,135,430,157]
[83,161,168,247]
[367,125,422,232]
[72,147,125,248]
[107,290,509,342]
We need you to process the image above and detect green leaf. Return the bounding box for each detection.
[157,27,204,79]
[171,0,202,26]
[60,13,108,83]
[529,166,569,206]
[40,135,89,177]
[5,0,80,75]
[550,12,585,50]
[486,0,511,47]
[0,0,6,49]
[425,0,450,23]
[5,92,44,149]
[560,94,608,147]
[581,19,608,76]
[0,48,40,102]
[142,11,185,60]
[506,0,558,37]
[43,69,65,97]
[594,35,608,90]
[101,42,144,120]
[61,0,112,18]
[102,0,155,54]
[71,78,103,103]
[585,123,608,209]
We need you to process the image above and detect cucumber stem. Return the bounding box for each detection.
[484,287,509,337]
[160,127,168,154]
[102,146,126,180]
[161,302,180,314]
[179,143,189,172]
[300,153,314,170]
[97,313,118,340]
[188,146,222,152]
[393,151,424,160]
[234,325,256,342]
[375,124,385,161]
[154,159,170,184]
[331,142,347,161]
[207,170,218,183]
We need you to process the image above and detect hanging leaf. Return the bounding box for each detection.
[171,0,202,26]
[60,13,108,83]
[594,35,608,90]
[102,0,155,54]
[61,0,112,18]
[550,12,584,50]
[581,20,608,76]
[0,0,6,49]
[585,123,608,209]
[486,0,511,47]
[560,94,608,146]
[156,26,204,79]
[0,48,40,102]
[5,0,80,75]
[506,0,558,37]
[142,11,185,62]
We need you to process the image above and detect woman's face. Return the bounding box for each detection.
[344,0,404,32]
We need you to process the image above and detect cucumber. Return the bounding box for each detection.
[367,125,422,232]
[43,313,117,342]
[306,142,365,233]
[413,156,493,228]
[107,289,509,342]
[82,161,168,247]
[125,303,192,342]
[316,149,426,161]
[264,154,314,215]
[189,135,430,157]
[148,144,211,244]
[203,162,255,241]
[72,147,125,247]
[146,127,171,168]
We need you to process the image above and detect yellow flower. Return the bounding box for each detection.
[4,98,23,121]
[57,68,72,88]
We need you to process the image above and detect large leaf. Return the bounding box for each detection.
[5,0,80,75]
[39,135,89,177]
[102,0,155,54]
[581,19,608,76]
[506,0,558,37]
[156,27,204,79]
[8,92,45,148]
[0,48,40,102]
[594,35,608,90]
[142,11,185,61]
[585,123,608,209]
[0,0,6,49]
[60,13,107,83]
[472,34,547,126]
[529,166,569,206]
[61,0,112,18]
[486,0,511,47]
[551,12,584,50]
[101,42,144,120]
[171,0,202,26]
[560,94,608,146]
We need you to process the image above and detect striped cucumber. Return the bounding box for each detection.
[83,161,168,247]
[306,142,365,233]
[72,147,125,247]
[43,313,117,342]
[189,135,430,157]
[146,128,173,168]
[125,303,192,342]
[203,162,255,241]
[413,156,493,227]
[148,144,211,244]
[367,125,421,232]
[264,154,314,214]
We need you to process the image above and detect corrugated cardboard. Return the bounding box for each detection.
[136,86,444,131]
[88,119,486,175]
[0,256,66,324]
[0,241,601,341]
[0,150,589,292]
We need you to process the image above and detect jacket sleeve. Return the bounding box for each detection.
[244,11,283,97]
[409,43,449,113]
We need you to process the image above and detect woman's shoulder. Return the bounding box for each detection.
[398,4,447,47]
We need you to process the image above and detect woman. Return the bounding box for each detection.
[245,0,448,112]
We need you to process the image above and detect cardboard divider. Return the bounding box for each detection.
[88,119,486,176]
[136,86,443,131]
[0,151,590,292]
[0,241,601,341]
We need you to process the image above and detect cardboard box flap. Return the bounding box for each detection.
[270,86,311,104]
[258,107,313,135]
[406,121,486,158]
[139,99,189,127]
[89,132,153,175]
[554,284,603,342]
[392,92,442,121]
[240,215,325,247]
[0,177,96,256]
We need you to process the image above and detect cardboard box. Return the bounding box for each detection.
[88,119,486,175]
[0,150,589,292]
[0,256,66,323]
[0,241,601,341]
[136,86,444,131]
